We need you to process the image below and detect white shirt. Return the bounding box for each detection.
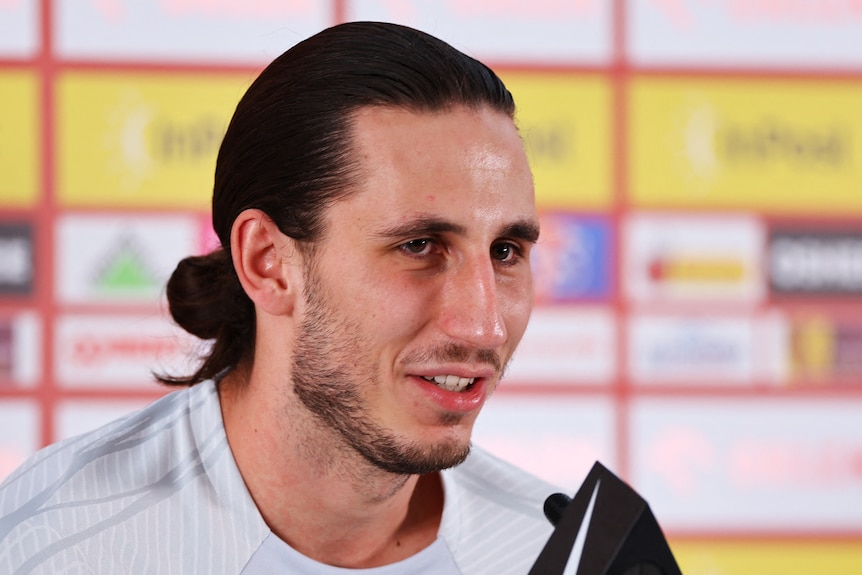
[0,380,557,574]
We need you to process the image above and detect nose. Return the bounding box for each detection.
[436,256,507,349]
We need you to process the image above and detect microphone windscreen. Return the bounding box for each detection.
[543,492,572,527]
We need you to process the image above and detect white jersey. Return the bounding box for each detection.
[0,381,557,574]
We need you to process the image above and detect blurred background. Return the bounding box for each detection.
[1,1,861,572]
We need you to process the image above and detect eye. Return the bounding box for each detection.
[491,241,522,263]
[399,238,434,256]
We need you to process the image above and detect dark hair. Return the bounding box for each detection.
[158,21,516,386]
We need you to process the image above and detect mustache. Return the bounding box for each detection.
[401,342,502,373]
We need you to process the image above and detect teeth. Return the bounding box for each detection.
[421,375,475,392]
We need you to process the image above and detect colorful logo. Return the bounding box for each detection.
[533,214,612,302]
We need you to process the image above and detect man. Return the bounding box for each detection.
[0,21,556,573]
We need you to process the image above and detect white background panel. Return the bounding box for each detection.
[7,312,42,386]
[346,0,612,64]
[0,400,40,483]
[55,0,331,62]
[505,307,616,385]
[0,0,39,57]
[472,394,616,492]
[629,0,862,68]
[630,397,862,531]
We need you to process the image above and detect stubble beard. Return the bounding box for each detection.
[290,267,472,477]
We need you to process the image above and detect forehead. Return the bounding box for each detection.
[335,105,537,232]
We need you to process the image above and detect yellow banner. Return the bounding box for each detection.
[501,72,611,210]
[0,72,39,207]
[57,72,253,208]
[672,539,862,575]
[630,78,862,214]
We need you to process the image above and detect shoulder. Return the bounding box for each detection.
[0,382,255,573]
[439,445,560,575]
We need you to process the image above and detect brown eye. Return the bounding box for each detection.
[491,242,519,263]
[401,239,432,255]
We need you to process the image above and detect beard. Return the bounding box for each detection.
[290,265,474,476]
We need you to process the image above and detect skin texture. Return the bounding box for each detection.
[219,105,539,568]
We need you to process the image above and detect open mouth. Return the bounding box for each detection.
[420,375,476,392]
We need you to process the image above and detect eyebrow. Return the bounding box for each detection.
[375,216,540,243]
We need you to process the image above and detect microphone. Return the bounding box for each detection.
[529,462,682,575]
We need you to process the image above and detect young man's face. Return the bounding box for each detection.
[290,105,539,475]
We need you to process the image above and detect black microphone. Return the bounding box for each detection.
[544,492,573,527]
[529,462,682,575]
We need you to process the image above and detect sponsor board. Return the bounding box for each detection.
[628,312,785,385]
[629,0,862,68]
[506,307,616,385]
[54,313,207,387]
[630,398,862,531]
[347,0,611,64]
[629,78,862,213]
[0,312,41,387]
[55,0,329,63]
[0,401,39,483]
[769,229,862,297]
[55,399,161,441]
[671,540,862,575]
[624,213,764,303]
[472,395,616,491]
[0,0,38,57]
[57,72,249,208]
[0,71,39,208]
[787,314,862,384]
[533,214,612,303]
[55,213,198,304]
[500,72,612,209]
[0,221,34,296]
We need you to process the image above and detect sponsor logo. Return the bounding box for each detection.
[56,214,198,304]
[719,120,847,167]
[0,222,33,296]
[533,214,611,302]
[57,74,247,208]
[790,315,862,381]
[500,73,611,209]
[629,315,755,383]
[625,214,763,302]
[769,230,862,295]
[632,398,862,529]
[629,79,862,213]
[648,255,746,284]
[506,307,615,384]
[91,235,161,296]
[55,314,203,387]
[473,396,615,489]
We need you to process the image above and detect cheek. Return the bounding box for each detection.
[502,283,535,346]
[353,273,436,336]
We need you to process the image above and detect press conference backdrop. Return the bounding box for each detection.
[1,1,861,572]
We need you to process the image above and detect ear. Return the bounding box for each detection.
[230,209,303,316]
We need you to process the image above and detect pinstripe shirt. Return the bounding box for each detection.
[0,380,556,574]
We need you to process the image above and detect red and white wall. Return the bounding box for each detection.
[2,1,862,572]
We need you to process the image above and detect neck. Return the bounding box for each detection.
[217,371,445,568]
